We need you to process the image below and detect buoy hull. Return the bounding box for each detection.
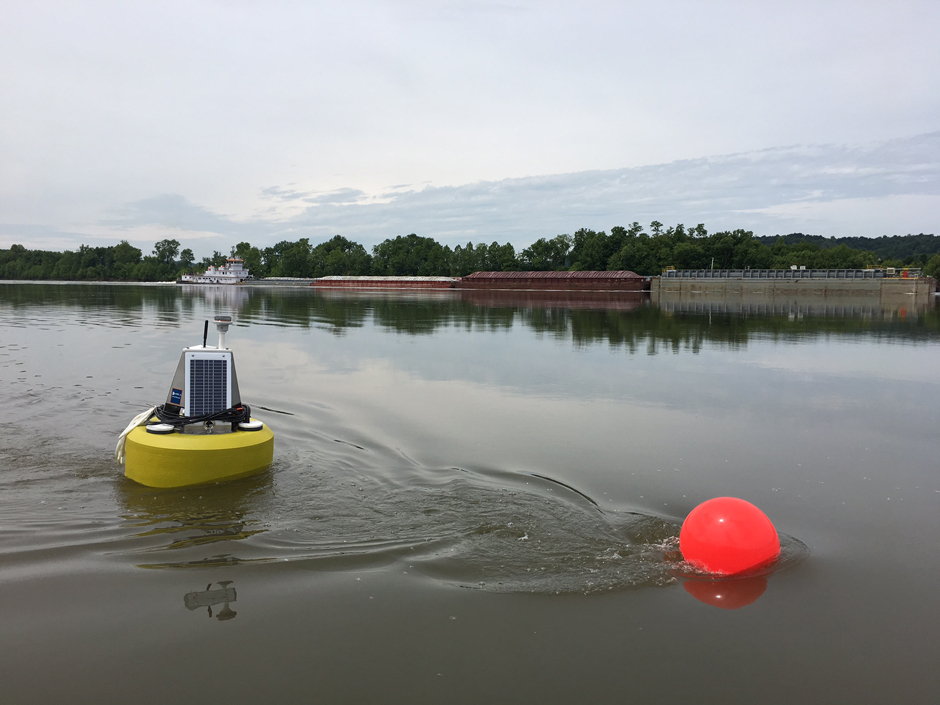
[124,421,274,488]
[680,497,780,575]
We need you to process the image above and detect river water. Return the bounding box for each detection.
[1,282,938,704]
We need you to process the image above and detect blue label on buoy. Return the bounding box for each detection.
[170,388,183,405]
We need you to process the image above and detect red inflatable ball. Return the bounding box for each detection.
[683,576,768,610]
[679,497,780,575]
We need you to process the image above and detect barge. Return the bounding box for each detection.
[457,270,651,291]
[311,276,459,289]
[309,271,651,292]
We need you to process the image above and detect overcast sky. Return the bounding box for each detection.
[1,0,938,257]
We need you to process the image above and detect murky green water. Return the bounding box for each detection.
[1,283,938,703]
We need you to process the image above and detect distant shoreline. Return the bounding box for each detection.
[0,279,178,286]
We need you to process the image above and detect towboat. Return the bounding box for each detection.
[179,257,251,285]
[115,316,273,488]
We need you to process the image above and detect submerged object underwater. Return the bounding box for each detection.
[115,316,273,488]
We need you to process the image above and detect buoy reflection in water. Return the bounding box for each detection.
[683,576,768,609]
[184,580,238,620]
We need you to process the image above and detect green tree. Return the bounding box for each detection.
[309,235,372,277]
[262,241,293,275]
[451,242,478,276]
[231,242,264,277]
[491,241,518,271]
[114,240,142,266]
[371,234,452,276]
[278,239,312,277]
[520,234,572,270]
[569,229,610,270]
[153,239,181,266]
[924,253,940,278]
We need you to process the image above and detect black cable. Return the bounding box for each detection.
[153,403,251,430]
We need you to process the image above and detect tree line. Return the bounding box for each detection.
[3,223,939,281]
[753,233,940,263]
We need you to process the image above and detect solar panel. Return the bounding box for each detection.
[184,352,232,416]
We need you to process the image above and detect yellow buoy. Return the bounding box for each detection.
[116,316,275,488]
[124,419,273,488]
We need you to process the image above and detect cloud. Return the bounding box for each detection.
[741,194,940,238]
[3,2,938,259]
[270,131,940,246]
[302,188,370,206]
[107,194,239,233]
[3,132,938,256]
[0,224,93,252]
[260,186,315,202]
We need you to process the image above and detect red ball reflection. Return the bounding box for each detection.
[680,497,780,575]
[683,576,768,610]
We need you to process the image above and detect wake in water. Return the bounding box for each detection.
[113,453,807,594]
[0,425,806,596]
[117,467,682,593]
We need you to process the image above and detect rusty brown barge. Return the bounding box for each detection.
[310,271,652,291]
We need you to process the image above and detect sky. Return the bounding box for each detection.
[1,0,938,258]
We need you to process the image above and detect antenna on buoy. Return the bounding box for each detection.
[214,315,232,349]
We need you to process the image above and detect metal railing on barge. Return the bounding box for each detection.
[660,268,923,279]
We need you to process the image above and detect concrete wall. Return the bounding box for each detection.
[651,276,936,303]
